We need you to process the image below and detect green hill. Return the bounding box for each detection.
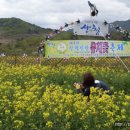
[0,17,51,36]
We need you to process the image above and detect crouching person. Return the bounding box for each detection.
[73,73,111,102]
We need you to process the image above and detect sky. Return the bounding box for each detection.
[0,0,130,29]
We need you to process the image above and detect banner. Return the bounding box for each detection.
[45,40,130,58]
[72,20,108,36]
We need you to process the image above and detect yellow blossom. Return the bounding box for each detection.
[46,121,53,128]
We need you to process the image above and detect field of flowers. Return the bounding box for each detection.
[0,63,130,130]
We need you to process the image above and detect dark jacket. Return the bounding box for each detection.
[82,80,110,96]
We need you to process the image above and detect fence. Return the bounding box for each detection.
[0,56,130,71]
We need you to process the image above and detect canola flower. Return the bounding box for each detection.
[66,122,71,129]
[46,121,53,128]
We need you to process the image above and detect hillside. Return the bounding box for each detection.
[112,19,130,31]
[0,17,51,36]
[0,17,53,45]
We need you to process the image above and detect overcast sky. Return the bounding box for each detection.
[0,0,130,29]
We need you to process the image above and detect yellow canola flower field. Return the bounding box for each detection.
[0,63,130,130]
